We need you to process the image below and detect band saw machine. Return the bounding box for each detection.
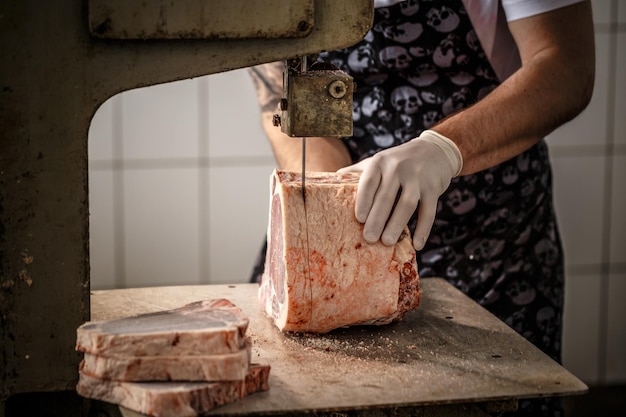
[0,1,586,416]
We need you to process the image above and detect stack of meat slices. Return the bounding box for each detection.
[75,299,270,417]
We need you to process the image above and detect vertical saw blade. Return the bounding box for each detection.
[300,55,307,203]
[301,137,306,202]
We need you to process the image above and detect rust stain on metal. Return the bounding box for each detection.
[18,270,33,287]
[21,251,34,265]
[92,18,113,36]
[88,0,315,40]
[1,280,15,289]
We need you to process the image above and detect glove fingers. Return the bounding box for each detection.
[381,188,420,246]
[413,197,438,251]
[352,162,379,224]
[360,170,400,244]
[337,159,367,174]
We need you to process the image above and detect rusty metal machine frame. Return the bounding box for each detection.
[0,0,373,411]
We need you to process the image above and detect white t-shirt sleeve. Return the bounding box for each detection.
[502,0,585,21]
[374,0,404,8]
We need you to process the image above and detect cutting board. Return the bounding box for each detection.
[90,278,587,415]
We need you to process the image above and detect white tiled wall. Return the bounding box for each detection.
[87,0,625,386]
[88,72,276,289]
[607,273,626,383]
[616,33,626,147]
[611,156,626,263]
[552,155,606,267]
[548,0,626,386]
[562,273,603,383]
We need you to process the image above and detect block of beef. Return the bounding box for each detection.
[76,299,248,357]
[259,170,420,333]
[76,363,271,417]
[80,340,251,381]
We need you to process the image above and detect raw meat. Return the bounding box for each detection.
[76,299,248,357]
[76,363,271,417]
[259,170,420,333]
[80,341,251,381]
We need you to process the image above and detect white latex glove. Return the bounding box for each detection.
[337,130,463,250]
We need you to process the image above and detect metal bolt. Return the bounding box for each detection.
[328,80,347,99]
[279,98,288,111]
[297,21,309,32]
[272,114,281,127]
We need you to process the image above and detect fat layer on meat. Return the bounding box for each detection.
[76,299,248,356]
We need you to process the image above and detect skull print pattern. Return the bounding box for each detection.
[317,0,565,380]
[251,4,566,414]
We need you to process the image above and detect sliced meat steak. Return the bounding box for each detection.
[76,299,248,357]
[259,170,420,333]
[76,363,271,417]
[80,340,251,381]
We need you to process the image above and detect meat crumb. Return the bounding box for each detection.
[281,326,422,363]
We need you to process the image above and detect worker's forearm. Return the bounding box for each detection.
[433,1,594,176]
[260,113,352,172]
[436,61,592,175]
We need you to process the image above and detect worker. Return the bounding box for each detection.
[248,1,595,415]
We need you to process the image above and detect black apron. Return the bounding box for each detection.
[251,3,565,414]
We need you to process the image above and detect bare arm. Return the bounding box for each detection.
[434,0,595,175]
[338,0,595,249]
[248,62,352,172]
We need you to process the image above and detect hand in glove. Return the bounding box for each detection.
[337,130,463,250]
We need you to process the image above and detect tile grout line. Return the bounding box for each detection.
[549,143,626,157]
[597,0,619,385]
[567,263,626,276]
[594,22,626,33]
[198,76,210,285]
[89,155,277,170]
[112,94,127,289]
[87,144,626,171]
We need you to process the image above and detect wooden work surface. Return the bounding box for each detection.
[90,278,587,415]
